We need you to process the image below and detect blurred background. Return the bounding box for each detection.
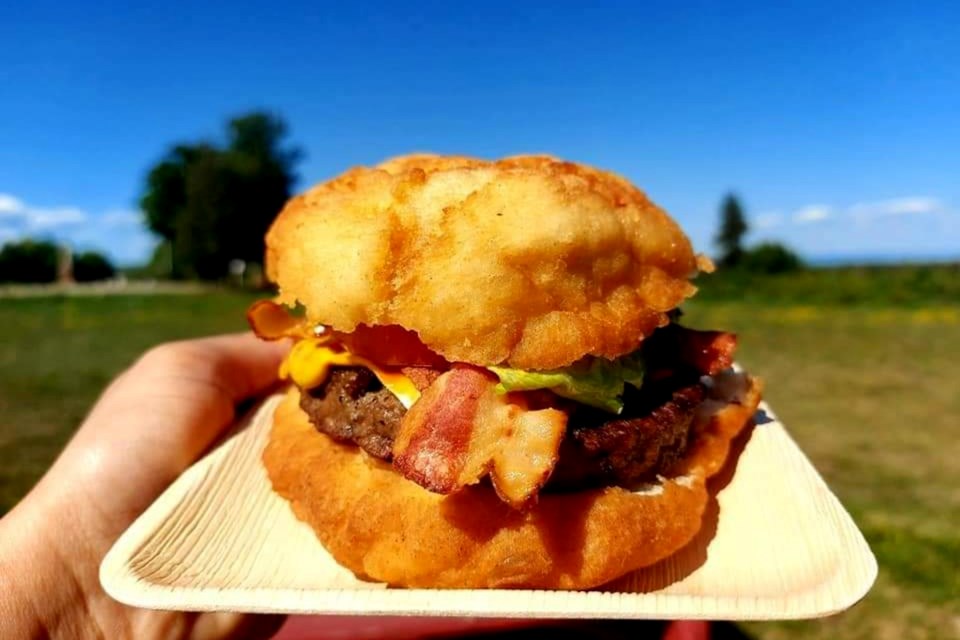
[1,1,957,638]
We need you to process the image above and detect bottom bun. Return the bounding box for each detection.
[263,372,762,589]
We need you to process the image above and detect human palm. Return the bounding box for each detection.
[0,333,287,640]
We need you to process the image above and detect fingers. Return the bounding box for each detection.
[91,332,288,432]
[194,332,290,404]
[65,333,289,508]
[131,332,289,405]
[104,331,287,448]
[18,335,290,640]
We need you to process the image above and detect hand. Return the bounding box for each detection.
[0,332,712,640]
[0,333,288,640]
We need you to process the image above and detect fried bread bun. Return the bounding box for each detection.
[266,155,701,370]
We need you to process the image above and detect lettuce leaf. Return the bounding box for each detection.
[487,351,645,414]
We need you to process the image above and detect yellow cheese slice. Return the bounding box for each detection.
[280,338,421,409]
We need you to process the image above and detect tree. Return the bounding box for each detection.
[143,240,174,278]
[0,239,59,283]
[221,113,301,266]
[73,251,116,282]
[715,194,749,267]
[139,112,302,279]
[141,145,202,244]
[741,242,805,274]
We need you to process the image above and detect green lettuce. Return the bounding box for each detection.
[487,351,645,414]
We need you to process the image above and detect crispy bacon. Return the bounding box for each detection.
[248,300,449,368]
[685,330,737,375]
[644,325,738,377]
[247,299,309,340]
[400,366,444,392]
[392,365,567,509]
[335,324,448,368]
[489,399,568,505]
[392,365,487,493]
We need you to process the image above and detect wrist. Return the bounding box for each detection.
[0,486,107,639]
[0,514,45,639]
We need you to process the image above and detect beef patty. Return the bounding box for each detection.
[549,380,705,489]
[299,367,405,460]
[299,370,705,489]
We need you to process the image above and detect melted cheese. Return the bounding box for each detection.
[280,338,421,409]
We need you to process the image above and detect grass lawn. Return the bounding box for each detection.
[1,288,957,638]
[682,301,960,639]
[0,290,259,513]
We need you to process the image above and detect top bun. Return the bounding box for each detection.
[266,154,700,369]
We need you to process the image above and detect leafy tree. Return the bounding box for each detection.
[741,242,805,274]
[715,194,749,267]
[223,114,302,264]
[139,112,302,279]
[140,145,203,244]
[142,240,174,278]
[172,146,233,279]
[0,239,59,283]
[73,251,116,282]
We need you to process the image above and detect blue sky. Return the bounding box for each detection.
[1,1,957,265]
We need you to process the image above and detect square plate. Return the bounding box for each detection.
[100,395,876,619]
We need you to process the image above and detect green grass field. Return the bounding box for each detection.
[682,301,960,639]
[696,262,960,306]
[0,291,260,513]
[1,284,957,638]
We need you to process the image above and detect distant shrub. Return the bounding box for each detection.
[694,262,960,306]
[73,251,116,282]
[0,239,59,283]
[741,242,805,274]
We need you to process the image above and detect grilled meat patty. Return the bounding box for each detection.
[300,375,706,490]
[549,380,705,488]
[299,368,404,460]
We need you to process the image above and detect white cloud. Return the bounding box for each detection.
[849,196,944,222]
[0,193,88,229]
[0,193,24,215]
[754,212,784,229]
[762,197,946,230]
[99,209,141,227]
[26,207,87,229]
[793,205,832,224]
[0,191,155,265]
[740,193,956,262]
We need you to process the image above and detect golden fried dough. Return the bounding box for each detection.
[266,155,700,369]
[263,374,761,589]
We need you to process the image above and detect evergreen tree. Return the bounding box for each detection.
[715,194,748,267]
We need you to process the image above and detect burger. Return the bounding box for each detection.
[248,154,762,589]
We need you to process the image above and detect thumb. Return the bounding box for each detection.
[60,333,288,518]
[84,332,288,463]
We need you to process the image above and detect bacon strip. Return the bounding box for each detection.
[335,324,449,368]
[392,366,487,493]
[400,366,443,391]
[683,329,737,375]
[392,365,567,509]
[247,299,309,340]
[249,301,448,369]
[645,325,738,377]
